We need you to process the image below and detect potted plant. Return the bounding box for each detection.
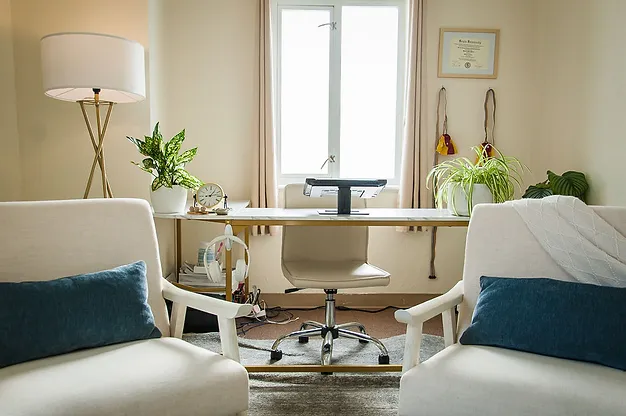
[522,170,589,201]
[127,123,202,213]
[427,146,526,216]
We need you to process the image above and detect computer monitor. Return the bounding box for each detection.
[303,178,387,215]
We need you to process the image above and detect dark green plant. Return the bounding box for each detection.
[127,122,202,191]
[522,170,589,202]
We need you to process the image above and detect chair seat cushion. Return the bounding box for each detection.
[283,260,390,289]
[399,344,626,416]
[0,337,248,416]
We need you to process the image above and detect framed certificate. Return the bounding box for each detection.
[438,28,500,79]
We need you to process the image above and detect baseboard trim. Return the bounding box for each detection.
[260,293,437,309]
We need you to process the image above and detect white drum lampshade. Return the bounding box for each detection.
[40,32,146,103]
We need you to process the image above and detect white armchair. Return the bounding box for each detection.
[0,199,252,416]
[395,203,626,416]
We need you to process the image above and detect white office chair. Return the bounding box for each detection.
[269,184,391,367]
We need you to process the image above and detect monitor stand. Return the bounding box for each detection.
[317,186,369,215]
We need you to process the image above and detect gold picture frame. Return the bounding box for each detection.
[438,28,500,79]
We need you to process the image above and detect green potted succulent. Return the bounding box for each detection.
[127,123,202,213]
[522,170,589,201]
[427,146,526,216]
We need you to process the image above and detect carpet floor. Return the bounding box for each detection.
[183,332,444,416]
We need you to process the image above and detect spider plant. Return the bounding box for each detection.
[426,146,526,215]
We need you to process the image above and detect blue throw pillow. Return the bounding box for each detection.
[0,261,161,368]
[459,276,626,371]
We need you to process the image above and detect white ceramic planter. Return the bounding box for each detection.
[447,183,493,217]
[150,185,188,214]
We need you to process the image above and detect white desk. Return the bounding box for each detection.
[155,204,468,296]
[155,204,469,373]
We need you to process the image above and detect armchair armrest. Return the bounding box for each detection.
[394,281,464,373]
[162,280,253,362]
[395,281,464,325]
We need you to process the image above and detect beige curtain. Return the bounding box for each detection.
[251,0,278,236]
[398,0,425,231]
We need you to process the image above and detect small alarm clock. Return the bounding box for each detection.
[196,182,225,209]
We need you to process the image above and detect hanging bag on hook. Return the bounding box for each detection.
[429,87,457,280]
[435,87,457,156]
[476,88,496,163]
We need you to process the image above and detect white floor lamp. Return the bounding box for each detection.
[40,32,146,198]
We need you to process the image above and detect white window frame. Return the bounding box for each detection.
[272,0,408,186]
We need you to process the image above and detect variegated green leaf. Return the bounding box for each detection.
[132,123,199,190]
[151,175,166,191]
[177,147,197,165]
[173,169,202,190]
[142,158,156,170]
[127,136,151,157]
[165,129,185,164]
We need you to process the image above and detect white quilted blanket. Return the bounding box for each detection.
[507,195,626,287]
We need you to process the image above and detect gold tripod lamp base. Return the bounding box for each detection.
[78,90,115,198]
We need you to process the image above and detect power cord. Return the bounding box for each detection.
[235,290,402,337]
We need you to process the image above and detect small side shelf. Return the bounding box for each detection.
[164,273,226,294]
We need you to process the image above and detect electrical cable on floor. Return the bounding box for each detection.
[236,305,299,337]
[236,298,403,337]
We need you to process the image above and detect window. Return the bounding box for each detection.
[273,0,407,185]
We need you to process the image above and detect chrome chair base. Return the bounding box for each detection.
[269,290,389,367]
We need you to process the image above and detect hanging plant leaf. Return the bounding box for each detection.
[547,170,589,200]
[522,183,553,199]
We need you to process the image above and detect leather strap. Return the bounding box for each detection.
[430,87,448,279]
[435,86,448,138]
[483,88,496,146]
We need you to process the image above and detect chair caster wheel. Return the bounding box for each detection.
[378,354,390,365]
[359,339,368,344]
[270,350,283,361]
[298,336,309,343]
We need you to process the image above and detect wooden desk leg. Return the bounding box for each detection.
[175,219,182,282]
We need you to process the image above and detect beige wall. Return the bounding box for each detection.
[0,0,21,201]
[535,0,626,206]
[10,0,151,202]
[148,0,259,279]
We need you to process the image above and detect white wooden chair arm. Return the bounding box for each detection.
[162,280,253,319]
[394,281,464,373]
[162,280,253,362]
[394,281,464,325]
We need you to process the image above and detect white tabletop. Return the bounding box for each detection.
[219,207,467,223]
[154,201,467,225]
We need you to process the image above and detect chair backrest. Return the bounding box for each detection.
[458,202,626,336]
[282,183,368,263]
[0,199,170,335]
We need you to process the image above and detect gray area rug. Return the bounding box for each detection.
[183,333,444,416]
